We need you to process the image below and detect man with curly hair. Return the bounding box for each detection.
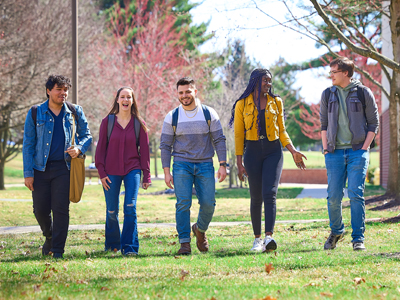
[23,75,92,259]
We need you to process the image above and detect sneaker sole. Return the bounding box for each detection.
[262,240,277,252]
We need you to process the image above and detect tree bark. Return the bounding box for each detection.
[0,160,5,190]
[386,0,400,197]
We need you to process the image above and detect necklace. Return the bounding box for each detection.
[184,106,198,118]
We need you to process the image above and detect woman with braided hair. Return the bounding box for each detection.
[231,68,307,252]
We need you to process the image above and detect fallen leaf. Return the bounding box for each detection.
[353,277,366,285]
[20,291,27,295]
[113,248,118,253]
[85,250,89,256]
[33,284,41,292]
[63,265,68,271]
[320,292,333,297]
[174,255,182,259]
[265,263,274,274]
[45,262,51,266]
[47,297,53,300]
[77,280,88,284]
[168,242,177,246]
[261,296,277,300]
[180,269,189,281]
[304,282,319,287]
[100,287,109,291]
[11,270,19,275]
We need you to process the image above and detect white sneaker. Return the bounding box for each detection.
[250,238,263,251]
[262,235,277,252]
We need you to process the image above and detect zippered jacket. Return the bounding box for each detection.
[319,85,379,152]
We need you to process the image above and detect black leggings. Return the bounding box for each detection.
[243,139,283,235]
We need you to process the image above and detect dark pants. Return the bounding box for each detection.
[32,161,70,253]
[244,139,283,235]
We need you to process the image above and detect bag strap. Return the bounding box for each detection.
[107,114,115,145]
[323,87,331,106]
[31,105,38,124]
[71,115,76,147]
[172,107,179,135]
[134,117,140,148]
[201,104,211,132]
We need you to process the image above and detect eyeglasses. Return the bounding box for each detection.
[329,70,343,75]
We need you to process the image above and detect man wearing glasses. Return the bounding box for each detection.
[320,57,379,251]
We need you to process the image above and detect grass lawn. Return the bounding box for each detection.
[3,151,380,185]
[0,183,393,227]
[0,222,399,300]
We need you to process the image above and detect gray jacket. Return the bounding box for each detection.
[319,85,379,153]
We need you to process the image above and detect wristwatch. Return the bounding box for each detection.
[323,149,329,154]
[219,162,227,167]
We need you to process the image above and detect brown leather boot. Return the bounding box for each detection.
[177,242,191,255]
[192,223,209,252]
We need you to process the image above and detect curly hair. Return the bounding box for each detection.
[45,75,72,98]
[108,87,148,132]
[176,77,196,89]
[229,68,279,134]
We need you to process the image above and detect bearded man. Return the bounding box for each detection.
[160,77,227,255]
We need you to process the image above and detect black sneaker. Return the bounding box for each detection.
[53,252,63,259]
[324,232,344,250]
[42,237,52,256]
[353,242,366,251]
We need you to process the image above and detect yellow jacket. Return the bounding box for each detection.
[234,93,292,155]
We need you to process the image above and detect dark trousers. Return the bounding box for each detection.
[32,161,70,253]
[244,139,283,235]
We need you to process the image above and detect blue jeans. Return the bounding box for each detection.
[103,169,141,254]
[325,149,369,243]
[173,161,216,243]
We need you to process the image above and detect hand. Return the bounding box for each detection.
[217,166,227,183]
[66,146,81,159]
[164,173,174,189]
[292,150,307,170]
[142,182,151,190]
[237,164,248,182]
[25,177,34,191]
[100,176,112,191]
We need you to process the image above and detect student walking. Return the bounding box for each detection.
[95,87,151,255]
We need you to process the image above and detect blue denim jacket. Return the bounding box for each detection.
[23,100,92,178]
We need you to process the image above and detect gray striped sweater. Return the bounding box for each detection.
[160,104,227,169]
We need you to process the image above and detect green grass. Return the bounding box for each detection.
[0,222,399,300]
[0,183,393,227]
[2,151,381,185]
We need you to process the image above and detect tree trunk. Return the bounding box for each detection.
[387,0,400,198]
[0,160,5,190]
[153,138,158,178]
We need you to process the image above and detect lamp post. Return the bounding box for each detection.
[72,0,78,104]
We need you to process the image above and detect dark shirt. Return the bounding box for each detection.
[48,107,65,162]
[259,109,267,137]
[95,115,151,183]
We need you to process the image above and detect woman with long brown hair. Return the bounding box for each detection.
[95,87,151,255]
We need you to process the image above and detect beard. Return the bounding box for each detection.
[179,95,195,107]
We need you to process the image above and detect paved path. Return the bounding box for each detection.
[1,218,383,235]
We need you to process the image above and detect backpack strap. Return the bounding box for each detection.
[201,104,211,132]
[134,117,141,153]
[31,105,38,124]
[107,114,115,145]
[323,87,331,105]
[172,107,179,135]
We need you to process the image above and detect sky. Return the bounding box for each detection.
[191,0,332,104]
